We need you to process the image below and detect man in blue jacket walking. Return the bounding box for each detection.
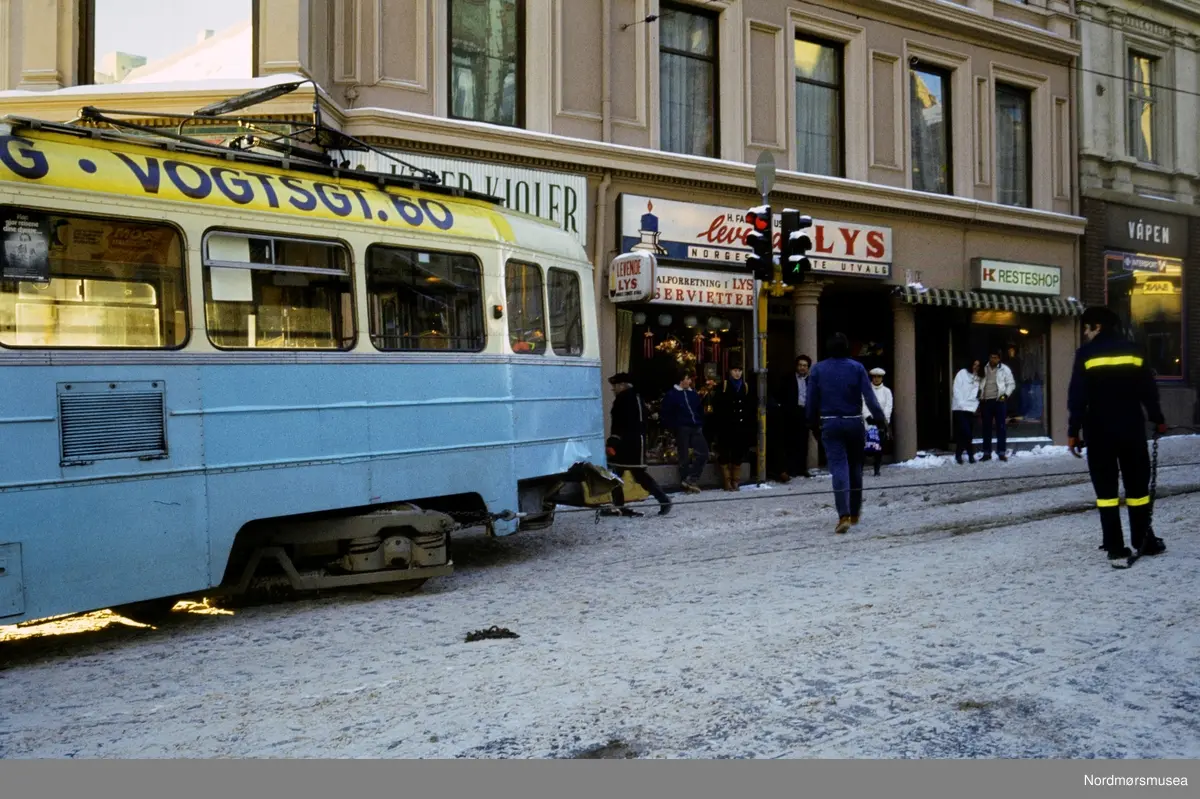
[806,333,888,534]
[660,371,708,493]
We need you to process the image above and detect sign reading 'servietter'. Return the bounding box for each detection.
[973,259,1062,296]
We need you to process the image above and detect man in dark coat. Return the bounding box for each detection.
[1068,306,1167,568]
[606,373,672,516]
[711,365,755,491]
[779,355,813,480]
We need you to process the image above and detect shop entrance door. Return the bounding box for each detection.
[959,313,1049,443]
[915,308,953,450]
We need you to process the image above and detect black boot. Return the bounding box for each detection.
[1128,505,1165,555]
[1099,505,1127,561]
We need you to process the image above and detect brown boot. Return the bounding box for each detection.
[835,516,852,534]
[721,464,733,491]
[730,464,740,491]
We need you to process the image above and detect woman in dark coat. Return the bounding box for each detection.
[606,373,671,515]
[711,365,755,491]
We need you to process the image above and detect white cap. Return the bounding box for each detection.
[869,367,886,376]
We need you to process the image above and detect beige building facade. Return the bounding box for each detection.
[0,0,1088,477]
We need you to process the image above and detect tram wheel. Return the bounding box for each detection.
[113,598,179,625]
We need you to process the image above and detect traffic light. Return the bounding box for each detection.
[745,205,773,282]
[780,209,813,285]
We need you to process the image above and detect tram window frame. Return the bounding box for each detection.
[365,243,486,353]
[201,229,356,351]
[547,267,583,357]
[0,206,190,350]
[505,259,548,355]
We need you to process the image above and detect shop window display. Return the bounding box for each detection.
[617,306,748,465]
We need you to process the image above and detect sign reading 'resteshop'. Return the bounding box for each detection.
[973,259,1063,296]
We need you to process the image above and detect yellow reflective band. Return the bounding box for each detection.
[1096,498,1120,508]
[1084,355,1144,370]
[1126,496,1151,507]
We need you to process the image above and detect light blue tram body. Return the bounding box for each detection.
[0,118,606,625]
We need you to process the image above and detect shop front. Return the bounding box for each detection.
[1098,205,1192,426]
[893,257,1084,452]
[609,195,755,470]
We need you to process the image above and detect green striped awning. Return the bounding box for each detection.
[893,286,1085,316]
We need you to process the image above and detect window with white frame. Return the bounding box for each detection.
[659,2,719,158]
[1127,52,1158,163]
[910,62,952,195]
[84,0,255,85]
[995,83,1032,207]
[794,36,843,177]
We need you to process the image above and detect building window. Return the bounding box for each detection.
[548,267,583,356]
[449,0,523,128]
[0,208,188,349]
[796,36,844,176]
[910,63,952,195]
[1127,53,1158,163]
[794,37,843,177]
[85,0,256,85]
[506,260,546,354]
[659,2,719,158]
[366,245,484,352]
[995,84,1032,208]
[1106,253,1183,378]
[202,231,354,350]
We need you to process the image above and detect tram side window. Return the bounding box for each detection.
[366,245,485,351]
[203,232,354,350]
[0,208,187,349]
[506,260,546,355]
[548,267,583,357]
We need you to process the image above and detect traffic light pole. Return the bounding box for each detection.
[754,194,769,487]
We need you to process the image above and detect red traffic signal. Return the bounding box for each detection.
[745,205,773,282]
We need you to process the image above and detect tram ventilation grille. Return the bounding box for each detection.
[57,381,167,464]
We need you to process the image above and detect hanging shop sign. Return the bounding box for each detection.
[619,194,892,278]
[340,149,587,245]
[650,264,756,309]
[1104,251,1183,275]
[973,259,1062,296]
[607,252,656,302]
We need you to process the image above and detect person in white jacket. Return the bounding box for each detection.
[952,359,982,464]
[980,350,1017,461]
[862,367,894,476]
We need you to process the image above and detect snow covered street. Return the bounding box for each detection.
[3,439,1200,759]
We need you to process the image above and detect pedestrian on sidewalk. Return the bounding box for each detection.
[1067,306,1167,568]
[806,333,888,534]
[952,359,983,464]
[660,370,707,493]
[711,365,755,491]
[606,373,672,516]
[862,367,893,477]
[780,355,813,480]
[980,350,1017,461]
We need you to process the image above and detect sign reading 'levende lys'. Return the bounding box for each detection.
[341,149,588,245]
[974,259,1062,296]
[619,194,892,278]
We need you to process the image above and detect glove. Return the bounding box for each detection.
[998,394,1008,403]
[1156,422,1168,436]
[1068,436,1084,458]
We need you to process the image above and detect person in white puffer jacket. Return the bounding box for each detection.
[952,359,982,464]
[862,367,894,476]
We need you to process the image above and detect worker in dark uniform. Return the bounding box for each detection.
[1067,306,1168,569]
